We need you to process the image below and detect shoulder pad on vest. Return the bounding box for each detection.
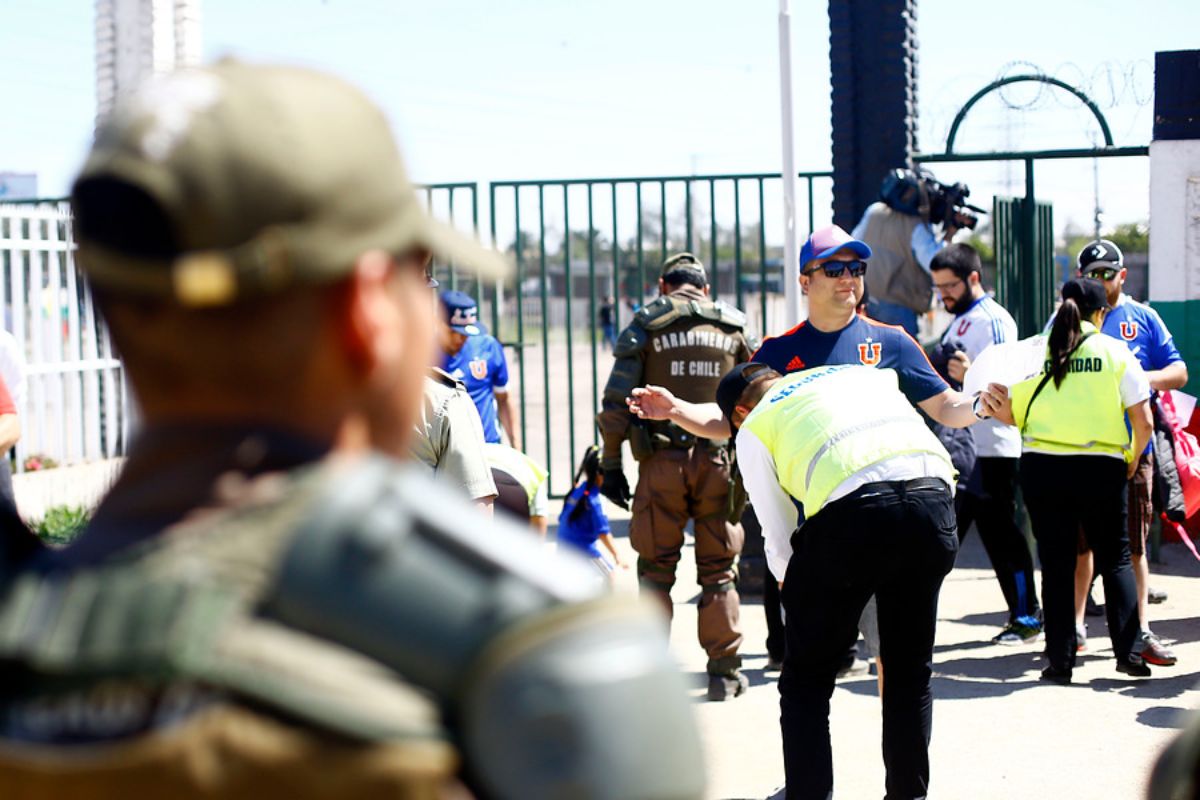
[429,366,464,390]
[694,300,747,330]
[637,296,683,331]
[613,323,647,358]
[263,459,604,701]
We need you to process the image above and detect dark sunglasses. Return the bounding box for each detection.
[1084,267,1119,281]
[805,260,867,279]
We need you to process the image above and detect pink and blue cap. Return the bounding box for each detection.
[800,224,872,272]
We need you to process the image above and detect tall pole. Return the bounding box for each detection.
[778,0,802,324]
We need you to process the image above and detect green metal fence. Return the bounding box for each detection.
[485,172,833,497]
[417,182,486,298]
[993,196,1055,337]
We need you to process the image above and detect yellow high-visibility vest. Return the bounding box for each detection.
[741,365,952,516]
[1010,322,1134,462]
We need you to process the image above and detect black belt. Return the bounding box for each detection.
[843,476,950,503]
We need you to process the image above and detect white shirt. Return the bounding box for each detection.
[939,294,1021,458]
[737,428,955,583]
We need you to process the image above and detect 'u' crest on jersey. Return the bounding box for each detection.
[469,359,489,379]
[956,319,972,336]
[858,342,882,366]
[1120,321,1138,341]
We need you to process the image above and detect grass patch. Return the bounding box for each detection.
[32,505,90,546]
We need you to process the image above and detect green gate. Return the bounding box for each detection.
[914,74,1147,335]
[992,195,1055,337]
[485,172,833,496]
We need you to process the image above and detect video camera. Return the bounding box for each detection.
[880,168,987,231]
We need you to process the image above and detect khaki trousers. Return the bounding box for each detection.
[630,447,744,671]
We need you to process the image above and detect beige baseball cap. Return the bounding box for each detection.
[72,59,507,306]
[660,252,708,284]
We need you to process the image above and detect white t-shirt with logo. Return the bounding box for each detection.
[939,295,1021,458]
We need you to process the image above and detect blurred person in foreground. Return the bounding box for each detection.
[0,60,703,800]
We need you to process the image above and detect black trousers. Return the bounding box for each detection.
[955,457,1040,621]
[779,479,958,800]
[1020,453,1140,671]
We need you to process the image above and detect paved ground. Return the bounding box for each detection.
[560,505,1200,800]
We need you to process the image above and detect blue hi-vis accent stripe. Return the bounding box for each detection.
[1013,571,1028,617]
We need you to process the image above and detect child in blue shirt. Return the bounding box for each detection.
[557,446,626,580]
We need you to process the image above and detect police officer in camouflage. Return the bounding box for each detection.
[597,253,756,701]
[0,61,704,800]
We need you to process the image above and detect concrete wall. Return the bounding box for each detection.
[1149,138,1200,380]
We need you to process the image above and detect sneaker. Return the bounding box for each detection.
[993,616,1044,645]
[1148,587,1169,605]
[1075,622,1088,653]
[1139,632,1178,667]
[1085,590,1105,617]
[1116,654,1152,678]
[707,670,749,701]
[1040,665,1072,684]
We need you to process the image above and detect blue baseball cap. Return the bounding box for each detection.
[440,289,485,335]
[800,224,872,272]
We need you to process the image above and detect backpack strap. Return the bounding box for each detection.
[1020,332,1094,433]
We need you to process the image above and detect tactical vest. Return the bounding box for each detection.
[0,458,707,800]
[741,365,953,516]
[634,292,749,453]
[859,202,931,313]
[0,463,459,798]
[1010,323,1135,461]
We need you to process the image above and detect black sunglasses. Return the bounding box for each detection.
[1084,267,1119,281]
[805,260,868,279]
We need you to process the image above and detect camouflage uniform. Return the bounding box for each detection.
[597,256,756,687]
[0,61,705,800]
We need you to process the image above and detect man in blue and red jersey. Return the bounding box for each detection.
[630,224,982,800]
[1076,239,1187,667]
[439,290,517,447]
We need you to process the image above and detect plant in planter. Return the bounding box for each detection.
[32,505,90,546]
[23,454,60,472]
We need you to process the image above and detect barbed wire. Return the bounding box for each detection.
[994,60,1154,111]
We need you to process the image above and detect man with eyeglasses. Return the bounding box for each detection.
[1075,239,1187,668]
[929,244,1042,646]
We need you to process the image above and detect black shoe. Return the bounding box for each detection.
[1040,665,1072,685]
[1116,655,1152,678]
[707,670,749,701]
[1148,587,1169,605]
[1085,590,1104,617]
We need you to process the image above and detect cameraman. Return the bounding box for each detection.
[854,169,972,337]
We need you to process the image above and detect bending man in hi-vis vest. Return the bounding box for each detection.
[716,361,959,800]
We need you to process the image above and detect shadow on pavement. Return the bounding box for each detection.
[1138,705,1191,729]
[1149,616,1200,648]
[944,610,1009,628]
[1146,544,1200,577]
[1090,670,1200,700]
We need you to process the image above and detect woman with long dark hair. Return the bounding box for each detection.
[981,278,1153,683]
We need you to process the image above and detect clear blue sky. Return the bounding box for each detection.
[2,0,1197,238]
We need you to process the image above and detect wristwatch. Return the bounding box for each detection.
[972,395,989,420]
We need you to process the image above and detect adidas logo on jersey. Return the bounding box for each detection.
[786,355,805,372]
